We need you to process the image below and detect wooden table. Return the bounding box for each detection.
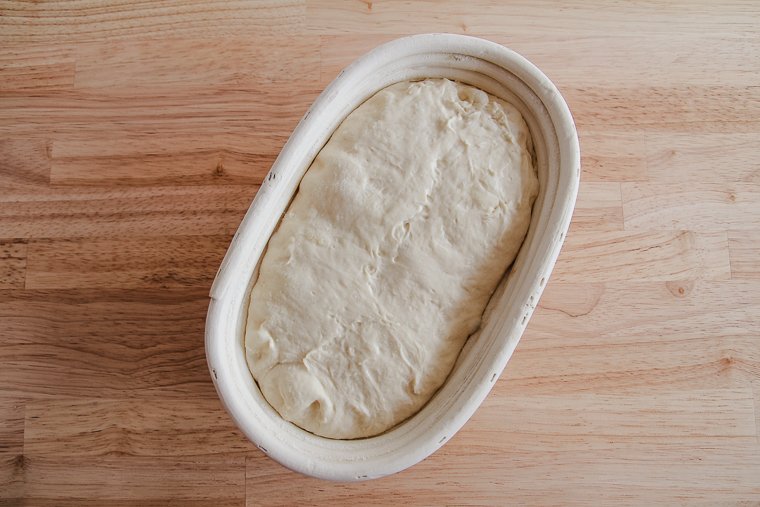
[1,1,759,505]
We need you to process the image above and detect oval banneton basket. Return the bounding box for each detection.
[206,34,580,481]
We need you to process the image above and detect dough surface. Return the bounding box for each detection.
[245,79,538,439]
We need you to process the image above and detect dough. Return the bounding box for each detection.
[245,79,538,439]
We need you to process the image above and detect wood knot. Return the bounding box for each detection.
[214,161,225,177]
[666,280,693,298]
[14,454,26,471]
[727,192,737,202]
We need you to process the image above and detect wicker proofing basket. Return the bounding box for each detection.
[205,33,581,482]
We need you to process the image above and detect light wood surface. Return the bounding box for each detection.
[1,1,759,505]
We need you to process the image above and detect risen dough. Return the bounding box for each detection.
[245,79,538,439]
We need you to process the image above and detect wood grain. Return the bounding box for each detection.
[0,45,76,92]
[320,33,760,88]
[566,85,760,134]
[0,240,27,289]
[24,457,245,506]
[0,0,306,42]
[0,139,51,188]
[0,289,216,399]
[644,132,760,184]
[1,0,759,504]
[73,36,320,90]
[0,184,256,239]
[579,132,647,182]
[623,182,760,231]
[729,231,760,279]
[49,135,275,186]
[504,334,758,395]
[305,0,760,36]
[527,281,760,344]
[25,235,231,289]
[246,440,760,506]
[0,87,318,140]
[0,399,24,503]
[569,182,623,232]
[24,399,250,458]
[475,388,757,440]
[552,231,730,282]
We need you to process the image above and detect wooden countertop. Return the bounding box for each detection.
[1,1,759,505]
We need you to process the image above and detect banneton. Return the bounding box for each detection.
[206,34,579,481]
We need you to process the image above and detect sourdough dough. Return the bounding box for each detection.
[245,79,538,439]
